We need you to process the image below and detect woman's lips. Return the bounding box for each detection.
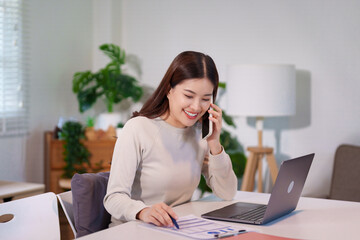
[184,110,199,119]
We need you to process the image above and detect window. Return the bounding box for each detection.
[0,0,27,136]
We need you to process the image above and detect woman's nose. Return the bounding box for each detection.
[190,100,202,112]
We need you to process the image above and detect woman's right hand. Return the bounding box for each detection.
[137,202,178,227]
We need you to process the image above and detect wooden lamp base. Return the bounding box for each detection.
[241,146,279,192]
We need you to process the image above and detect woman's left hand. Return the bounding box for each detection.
[206,102,223,155]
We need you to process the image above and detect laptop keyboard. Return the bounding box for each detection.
[230,205,267,222]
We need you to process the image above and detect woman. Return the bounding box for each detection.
[104,51,237,228]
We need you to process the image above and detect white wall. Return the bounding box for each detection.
[0,0,93,182]
[26,0,94,183]
[119,0,360,197]
[1,0,359,199]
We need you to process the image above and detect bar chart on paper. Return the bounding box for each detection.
[142,215,249,239]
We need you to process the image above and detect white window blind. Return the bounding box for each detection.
[0,0,27,136]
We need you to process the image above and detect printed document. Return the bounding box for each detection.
[141,214,250,239]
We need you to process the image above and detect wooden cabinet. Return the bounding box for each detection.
[44,131,116,193]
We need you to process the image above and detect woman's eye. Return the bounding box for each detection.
[184,95,193,99]
[203,98,211,102]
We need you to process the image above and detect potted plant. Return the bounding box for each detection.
[58,121,91,179]
[72,43,143,130]
[197,83,247,197]
[58,121,103,189]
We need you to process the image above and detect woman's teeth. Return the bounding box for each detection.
[184,110,198,117]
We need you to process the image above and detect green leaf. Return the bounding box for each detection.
[72,71,94,93]
[112,74,143,103]
[99,44,125,65]
[86,116,95,127]
[222,110,236,128]
[198,175,212,194]
[105,61,121,74]
[77,86,99,113]
[219,82,226,89]
[228,151,247,178]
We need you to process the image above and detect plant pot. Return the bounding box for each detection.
[96,112,122,131]
[116,128,123,138]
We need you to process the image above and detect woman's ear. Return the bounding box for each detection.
[167,88,173,99]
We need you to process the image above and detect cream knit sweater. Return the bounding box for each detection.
[104,116,237,226]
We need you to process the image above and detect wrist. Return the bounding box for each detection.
[209,143,222,155]
[136,207,148,220]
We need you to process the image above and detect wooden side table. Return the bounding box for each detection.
[44,131,116,193]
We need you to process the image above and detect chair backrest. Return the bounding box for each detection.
[329,144,360,202]
[71,171,111,238]
[57,191,77,237]
[0,192,60,240]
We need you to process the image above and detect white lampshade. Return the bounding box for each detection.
[227,64,296,117]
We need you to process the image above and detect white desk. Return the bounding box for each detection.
[78,191,360,240]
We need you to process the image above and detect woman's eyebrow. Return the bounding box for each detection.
[184,89,212,97]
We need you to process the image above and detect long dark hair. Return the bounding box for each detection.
[132,51,219,118]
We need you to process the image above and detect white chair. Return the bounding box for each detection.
[0,192,60,240]
[57,191,77,238]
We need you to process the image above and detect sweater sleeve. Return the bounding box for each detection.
[201,148,238,200]
[103,120,147,222]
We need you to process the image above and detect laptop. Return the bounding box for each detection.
[201,153,314,225]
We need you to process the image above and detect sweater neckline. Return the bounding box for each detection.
[155,117,193,134]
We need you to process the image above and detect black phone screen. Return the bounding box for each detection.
[202,111,210,139]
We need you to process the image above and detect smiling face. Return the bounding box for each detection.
[165,78,214,128]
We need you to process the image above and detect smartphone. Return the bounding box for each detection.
[202,96,213,140]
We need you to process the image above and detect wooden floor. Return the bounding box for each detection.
[58,202,75,240]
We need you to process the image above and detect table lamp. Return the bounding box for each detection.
[227,64,296,192]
